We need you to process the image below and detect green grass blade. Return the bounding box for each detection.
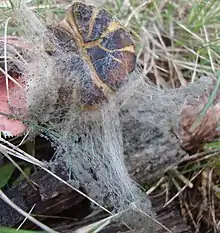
[0,163,15,188]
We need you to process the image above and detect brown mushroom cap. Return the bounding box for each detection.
[49,2,136,108]
[71,2,136,91]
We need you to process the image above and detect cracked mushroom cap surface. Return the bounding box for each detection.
[50,2,136,108]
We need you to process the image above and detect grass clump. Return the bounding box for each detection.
[105,0,220,88]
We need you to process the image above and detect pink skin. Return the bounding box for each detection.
[0,73,27,136]
[0,36,31,136]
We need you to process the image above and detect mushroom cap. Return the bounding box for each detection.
[70,2,136,90]
[49,2,136,108]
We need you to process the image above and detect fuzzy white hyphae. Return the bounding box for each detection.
[9,0,156,231]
